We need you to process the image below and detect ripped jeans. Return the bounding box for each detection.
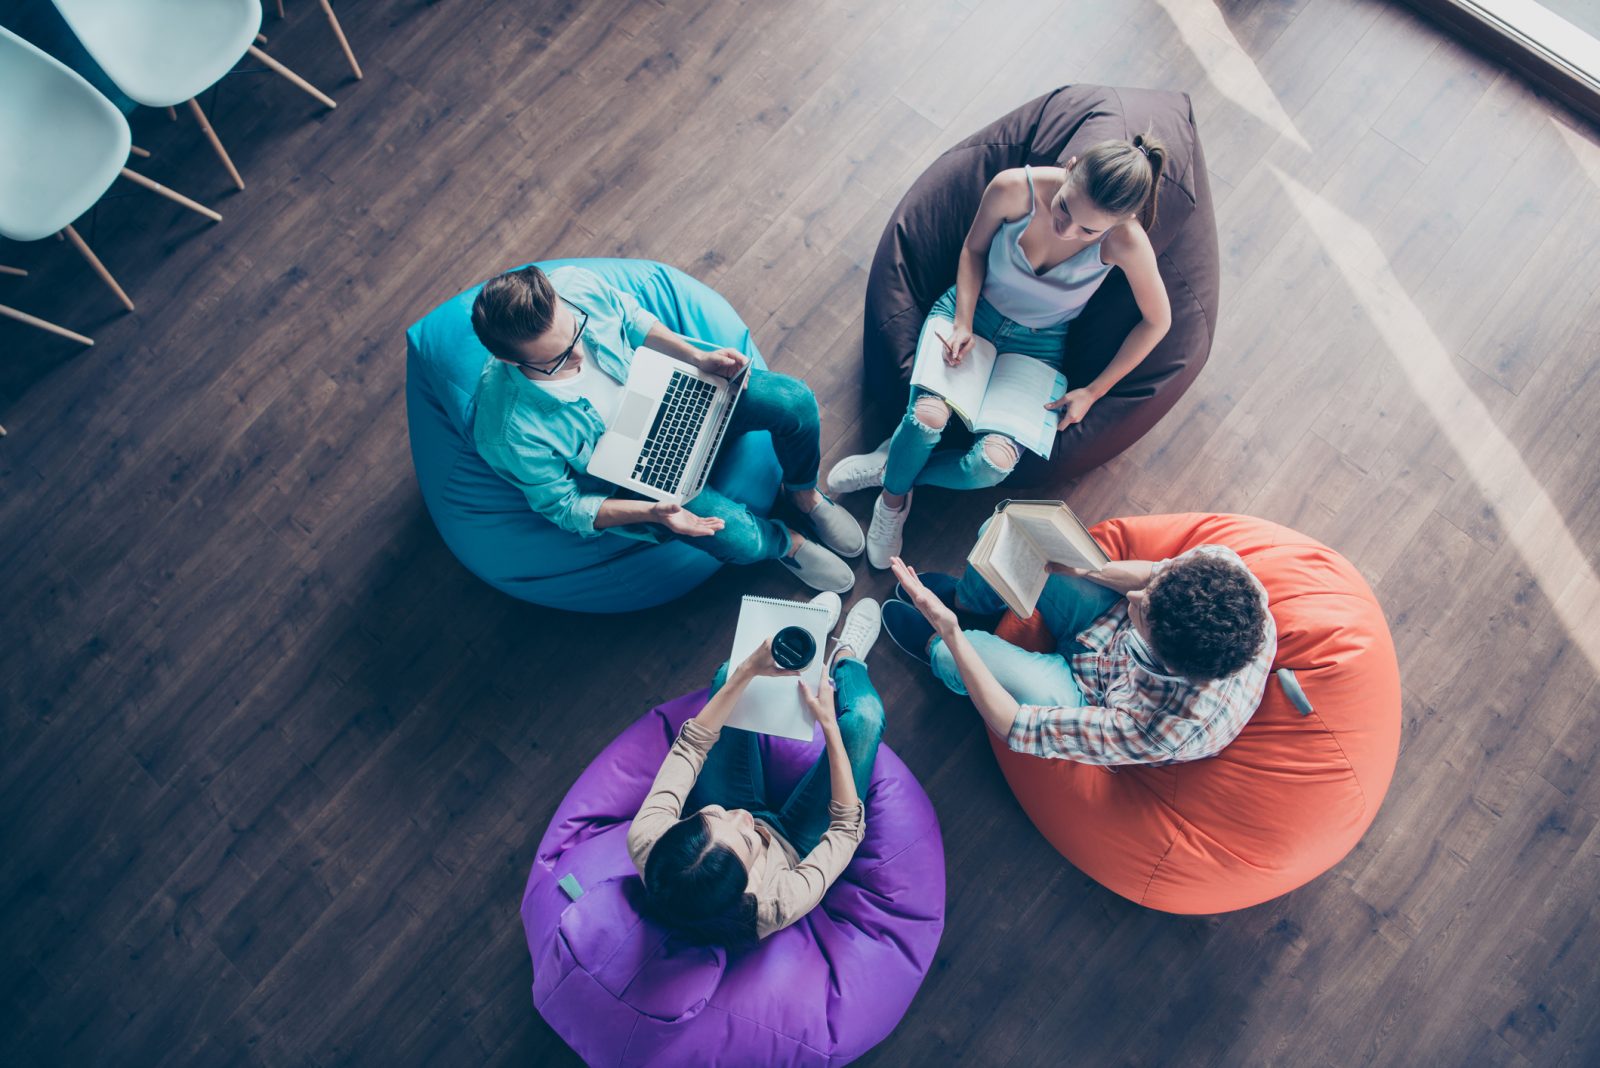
[881,285,1070,496]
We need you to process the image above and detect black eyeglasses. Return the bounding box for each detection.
[519,297,588,376]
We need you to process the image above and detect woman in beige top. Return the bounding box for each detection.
[627,598,885,946]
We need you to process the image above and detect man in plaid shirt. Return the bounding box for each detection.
[883,541,1275,767]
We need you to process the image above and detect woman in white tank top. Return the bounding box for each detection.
[830,136,1175,570]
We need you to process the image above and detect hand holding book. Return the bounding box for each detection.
[1045,386,1097,430]
[1047,558,1154,595]
[968,500,1111,619]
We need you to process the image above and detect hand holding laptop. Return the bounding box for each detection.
[698,348,750,381]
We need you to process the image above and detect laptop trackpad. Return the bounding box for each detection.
[613,391,656,438]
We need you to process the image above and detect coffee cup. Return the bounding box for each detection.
[771,626,817,670]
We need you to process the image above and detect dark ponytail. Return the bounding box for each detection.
[640,811,760,948]
[1075,130,1168,231]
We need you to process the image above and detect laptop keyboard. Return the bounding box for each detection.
[633,372,716,492]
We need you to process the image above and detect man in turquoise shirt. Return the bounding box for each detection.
[470,265,862,593]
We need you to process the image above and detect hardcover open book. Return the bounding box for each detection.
[724,595,833,741]
[967,500,1110,619]
[909,318,1067,460]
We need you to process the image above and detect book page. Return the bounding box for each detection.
[1009,505,1109,571]
[909,317,998,427]
[725,597,831,741]
[984,514,1050,617]
[971,352,1065,459]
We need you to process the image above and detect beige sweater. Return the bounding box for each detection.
[627,719,866,939]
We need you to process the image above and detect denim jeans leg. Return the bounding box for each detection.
[677,485,792,563]
[882,388,945,496]
[929,629,1084,706]
[1036,573,1123,652]
[882,291,969,496]
[730,369,820,492]
[913,438,1016,490]
[770,658,885,855]
[954,518,1010,615]
[686,663,769,814]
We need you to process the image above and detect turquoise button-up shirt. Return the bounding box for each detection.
[471,266,661,539]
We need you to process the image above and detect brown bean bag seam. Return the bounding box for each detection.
[1151,253,1214,360]
[870,300,925,342]
[1095,84,1201,218]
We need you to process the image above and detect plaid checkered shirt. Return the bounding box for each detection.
[1007,546,1277,766]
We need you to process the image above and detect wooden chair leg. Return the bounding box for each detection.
[0,303,95,346]
[276,0,285,17]
[0,265,26,277]
[61,225,134,312]
[319,0,363,80]
[167,105,178,120]
[246,44,337,109]
[187,97,245,190]
[130,144,151,158]
[120,167,223,223]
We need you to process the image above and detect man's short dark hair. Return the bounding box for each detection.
[470,266,558,359]
[1146,553,1268,681]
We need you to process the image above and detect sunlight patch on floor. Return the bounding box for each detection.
[1155,0,1311,150]
[1551,115,1600,187]
[1275,166,1600,672]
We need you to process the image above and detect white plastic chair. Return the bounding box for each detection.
[51,0,338,191]
[269,1,363,81]
[0,26,221,320]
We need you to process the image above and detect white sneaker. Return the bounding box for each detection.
[808,591,843,633]
[779,537,856,593]
[865,492,911,570]
[833,598,882,663]
[827,437,892,495]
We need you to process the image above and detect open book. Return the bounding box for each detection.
[724,595,833,741]
[967,500,1111,619]
[910,318,1067,460]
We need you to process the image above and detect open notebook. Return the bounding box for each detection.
[909,318,1067,460]
[724,595,833,741]
[967,500,1110,619]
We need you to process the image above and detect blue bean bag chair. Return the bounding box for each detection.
[405,258,783,612]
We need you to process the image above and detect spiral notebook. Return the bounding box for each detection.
[725,595,833,741]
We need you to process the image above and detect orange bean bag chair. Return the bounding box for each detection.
[990,513,1400,913]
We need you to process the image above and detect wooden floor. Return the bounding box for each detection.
[4,0,1599,1064]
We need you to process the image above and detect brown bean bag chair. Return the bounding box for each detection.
[863,85,1218,483]
[989,514,1402,914]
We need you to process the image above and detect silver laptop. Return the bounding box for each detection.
[587,346,750,505]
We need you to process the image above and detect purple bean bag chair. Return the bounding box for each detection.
[522,691,946,1066]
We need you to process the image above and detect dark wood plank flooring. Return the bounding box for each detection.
[3,0,1599,1064]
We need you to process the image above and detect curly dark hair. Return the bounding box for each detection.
[1145,553,1268,681]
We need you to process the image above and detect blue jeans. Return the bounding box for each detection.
[929,545,1121,707]
[637,368,820,564]
[882,286,1070,496]
[688,658,884,856]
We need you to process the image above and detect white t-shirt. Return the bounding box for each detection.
[537,357,626,427]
